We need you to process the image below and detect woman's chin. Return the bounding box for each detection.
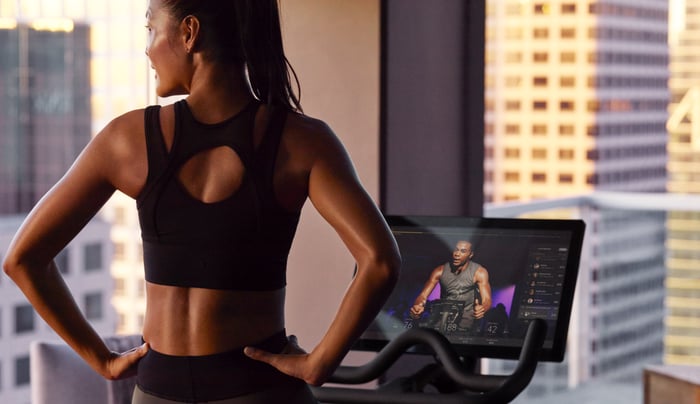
[155,85,187,99]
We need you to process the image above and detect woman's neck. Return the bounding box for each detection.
[185,62,254,123]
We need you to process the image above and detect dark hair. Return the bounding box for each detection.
[162,0,302,112]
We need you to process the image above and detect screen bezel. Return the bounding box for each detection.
[352,215,585,362]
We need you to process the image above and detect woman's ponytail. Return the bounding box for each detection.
[163,0,302,113]
[236,0,302,112]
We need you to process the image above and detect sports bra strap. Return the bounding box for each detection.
[255,105,288,198]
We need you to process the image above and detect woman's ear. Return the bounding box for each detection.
[181,15,200,54]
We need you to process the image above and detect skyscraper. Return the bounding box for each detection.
[664,0,700,365]
[484,0,669,398]
[0,22,90,214]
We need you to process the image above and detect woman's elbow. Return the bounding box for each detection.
[2,251,21,279]
[373,250,401,289]
[2,249,38,280]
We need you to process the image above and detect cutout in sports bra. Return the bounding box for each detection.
[136,100,301,291]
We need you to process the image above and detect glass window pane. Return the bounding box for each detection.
[84,292,103,320]
[84,242,102,271]
[14,305,34,334]
[14,356,30,386]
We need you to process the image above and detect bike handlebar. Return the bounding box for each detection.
[312,318,547,404]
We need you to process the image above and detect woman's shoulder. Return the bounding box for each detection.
[285,110,333,138]
[282,111,343,153]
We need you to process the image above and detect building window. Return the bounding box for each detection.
[560,28,576,39]
[559,173,574,183]
[533,76,548,87]
[532,148,547,159]
[560,52,576,63]
[505,124,520,135]
[533,100,548,110]
[84,242,103,272]
[561,3,576,14]
[532,124,548,136]
[118,313,127,331]
[587,125,599,136]
[533,52,548,63]
[533,28,549,38]
[55,249,69,274]
[534,4,550,15]
[113,241,126,261]
[560,76,575,87]
[15,356,30,386]
[505,172,520,182]
[505,100,521,111]
[559,149,575,160]
[559,125,575,136]
[14,304,34,334]
[84,292,103,320]
[532,172,547,183]
[505,148,521,158]
[114,277,126,296]
[560,101,575,111]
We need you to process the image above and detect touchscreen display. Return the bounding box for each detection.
[355,216,584,362]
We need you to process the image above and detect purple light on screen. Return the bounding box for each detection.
[492,285,515,316]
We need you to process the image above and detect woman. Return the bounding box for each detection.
[2,0,400,403]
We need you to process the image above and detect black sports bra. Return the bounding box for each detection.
[136,100,301,291]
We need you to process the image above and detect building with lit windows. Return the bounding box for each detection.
[665,0,700,365]
[484,0,669,399]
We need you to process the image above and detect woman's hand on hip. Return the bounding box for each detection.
[244,335,333,386]
[102,342,149,380]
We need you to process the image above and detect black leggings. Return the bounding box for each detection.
[132,383,318,404]
[135,331,317,403]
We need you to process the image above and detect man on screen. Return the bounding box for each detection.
[409,240,492,332]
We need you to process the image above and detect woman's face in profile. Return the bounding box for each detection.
[145,0,189,97]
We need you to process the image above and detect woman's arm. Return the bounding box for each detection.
[245,118,401,385]
[2,111,148,379]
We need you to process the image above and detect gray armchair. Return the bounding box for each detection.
[30,335,142,404]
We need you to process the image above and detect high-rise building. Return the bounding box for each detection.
[664,0,700,365]
[484,0,669,399]
[0,22,90,214]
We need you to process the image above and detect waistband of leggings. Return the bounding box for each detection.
[136,330,298,402]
